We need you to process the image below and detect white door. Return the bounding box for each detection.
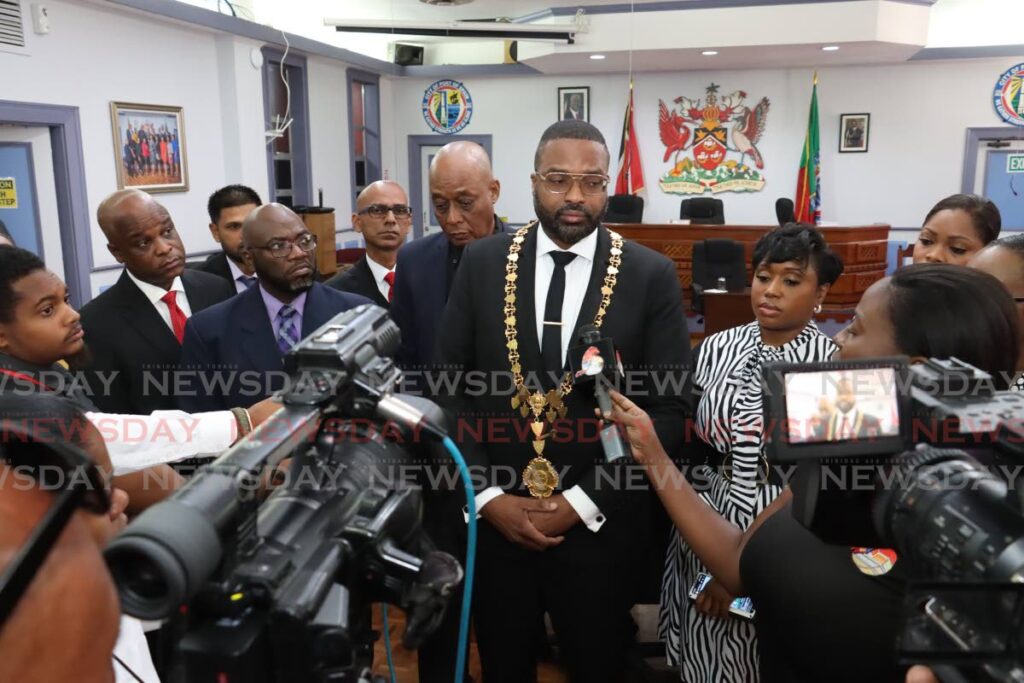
[419,144,444,237]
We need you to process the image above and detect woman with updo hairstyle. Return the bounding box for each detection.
[913,193,1001,265]
[611,264,1019,683]
[661,223,843,682]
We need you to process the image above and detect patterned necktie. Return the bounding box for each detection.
[238,275,257,289]
[541,251,578,383]
[383,271,396,302]
[160,290,187,343]
[276,305,300,354]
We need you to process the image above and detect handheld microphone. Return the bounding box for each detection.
[568,325,629,462]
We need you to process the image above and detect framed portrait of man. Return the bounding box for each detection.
[558,87,590,122]
[839,113,869,153]
[109,102,188,193]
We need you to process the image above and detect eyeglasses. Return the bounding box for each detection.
[535,172,610,196]
[250,233,317,259]
[0,434,110,629]
[358,204,413,219]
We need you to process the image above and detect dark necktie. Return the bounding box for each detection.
[238,275,257,289]
[542,251,577,382]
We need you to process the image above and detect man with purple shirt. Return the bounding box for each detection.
[178,204,372,411]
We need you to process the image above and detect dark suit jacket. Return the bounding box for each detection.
[76,269,235,414]
[192,251,235,286]
[324,255,389,308]
[178,282,373,411]
[434,225,692,562]
[390,217,509,370]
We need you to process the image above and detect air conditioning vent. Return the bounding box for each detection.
[420,0,474,6]
[0,0,24,48]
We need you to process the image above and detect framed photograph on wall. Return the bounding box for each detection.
[110,102,188,193]
[558,86,590,122]
[839,113,870,153]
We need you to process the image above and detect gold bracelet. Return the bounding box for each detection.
[230,407,253,440]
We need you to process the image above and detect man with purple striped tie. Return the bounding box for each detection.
[178,204,372,411]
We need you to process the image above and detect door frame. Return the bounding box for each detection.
[407,134,493,240]
[0,100,91,307]
[961,126,1024,193]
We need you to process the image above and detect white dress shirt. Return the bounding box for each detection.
[225,256,256,294]
[472,227,607,533]
[86,409,238,476]
[125,269,193,331]
[364,255,396,302]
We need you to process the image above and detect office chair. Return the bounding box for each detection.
[605,194,644,223]
[680,197,725,225]
[691,239,747,314]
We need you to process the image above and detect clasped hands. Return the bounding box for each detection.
[481,492,580,551]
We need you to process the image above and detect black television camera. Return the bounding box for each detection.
[104,305,463,683]
[762,357,1024,683]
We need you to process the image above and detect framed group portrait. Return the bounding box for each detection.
[558,86,590,123]
[839,113,870,153]
[110,101,189,193]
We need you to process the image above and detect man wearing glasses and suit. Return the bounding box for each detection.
[325,180,412,308]
[178,204,372,412]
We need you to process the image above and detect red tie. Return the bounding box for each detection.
[384,271,396,302]
[161,290,187,343]
[840,415,850,440]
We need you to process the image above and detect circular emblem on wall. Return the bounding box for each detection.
[421,79,473,134]
[993,63,1024,126]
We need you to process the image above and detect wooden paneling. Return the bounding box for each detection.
[611,223,890,310]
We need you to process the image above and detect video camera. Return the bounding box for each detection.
[762,357,1024,683]
[104,305,463,683]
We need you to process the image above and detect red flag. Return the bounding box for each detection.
[615,81,645,196]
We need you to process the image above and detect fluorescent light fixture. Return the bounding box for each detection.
[590,54,606,60]
[822,45,840,51]
[324,17,582,43]
[701,50,718,56]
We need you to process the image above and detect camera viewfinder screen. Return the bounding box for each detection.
[783,367,900,445]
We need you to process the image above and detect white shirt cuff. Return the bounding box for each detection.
[563,485,606,532]
[87,410,237,476]
[463,486,504,522]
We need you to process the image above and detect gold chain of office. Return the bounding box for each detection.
[504,222,624,498]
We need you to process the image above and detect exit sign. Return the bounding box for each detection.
[1008,154,1024,173]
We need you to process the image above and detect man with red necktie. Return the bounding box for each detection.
[325,180,412,308]
[77,189,235,415]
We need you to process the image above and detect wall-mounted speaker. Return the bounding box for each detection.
[392,43,424,66]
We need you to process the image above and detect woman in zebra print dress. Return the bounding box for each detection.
[661,225,844,682]
[968,234,1024,391]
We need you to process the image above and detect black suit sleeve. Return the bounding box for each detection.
[177,318,225,413]
[431,244,490,490]
[76,316,134,414]
[573,257,692,513]
[389,250,419,370]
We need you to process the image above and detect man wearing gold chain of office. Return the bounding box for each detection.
[435,120,692,682]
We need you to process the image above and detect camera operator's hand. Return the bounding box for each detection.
[906,666,940,683]
[248,396,281,427]
[480,494,565,551]
[528,493,580,538]
[602,389,669,467]
[695,578,734,620]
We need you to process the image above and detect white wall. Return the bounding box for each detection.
[1,0,369,296]
[388,56,1024,236]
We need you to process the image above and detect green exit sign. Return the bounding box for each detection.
[1008,154,1024,173]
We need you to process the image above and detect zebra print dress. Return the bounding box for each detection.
[659,321,837,682]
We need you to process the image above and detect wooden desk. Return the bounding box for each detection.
[703,289,755,335]
[610,223,889,319]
